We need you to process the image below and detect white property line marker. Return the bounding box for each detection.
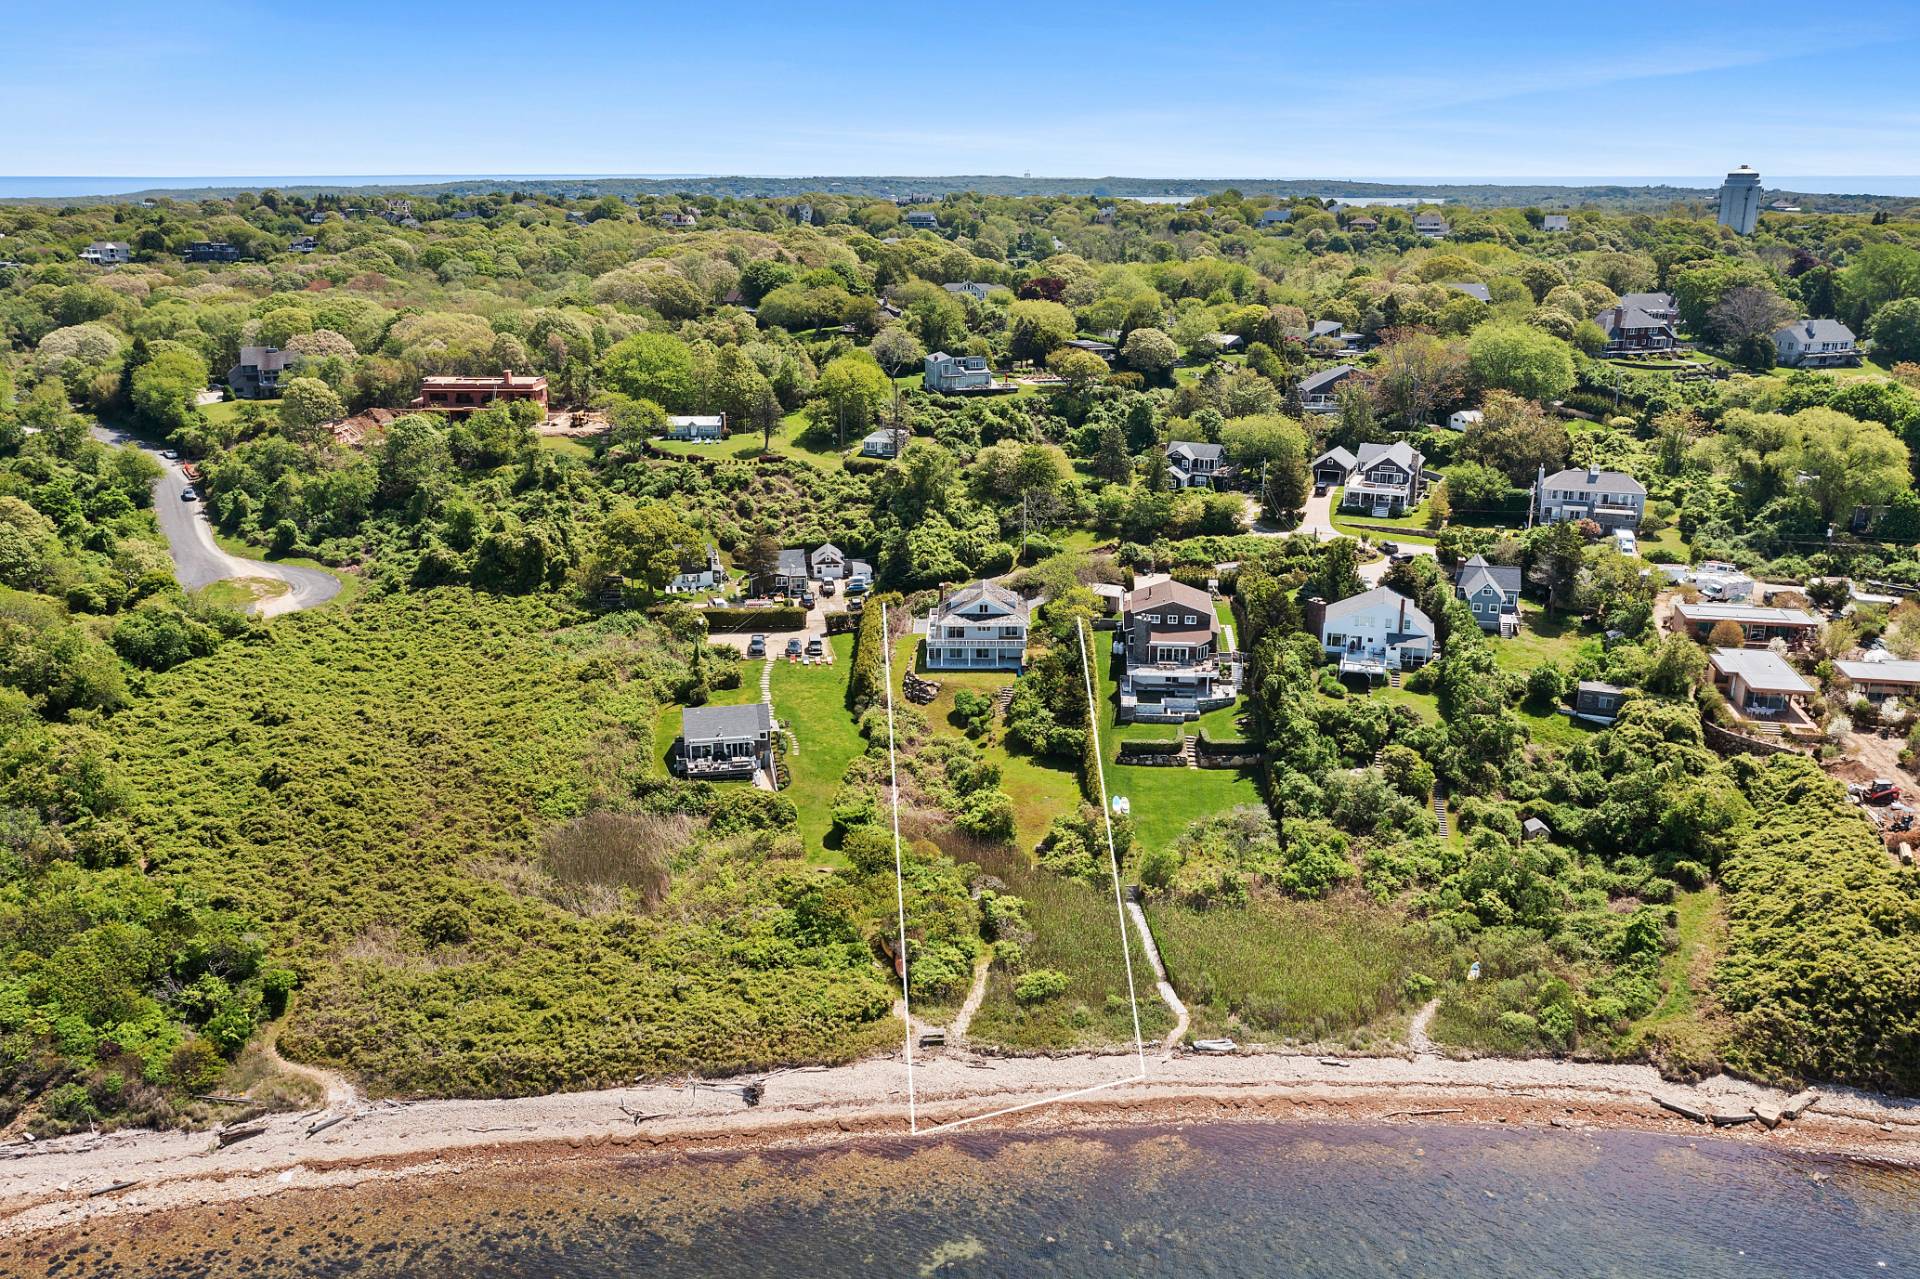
[1075,618,1150,1080]
[880,601,918,1134]
[878,614,1153,1137]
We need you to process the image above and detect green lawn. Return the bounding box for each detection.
[1327,488,1441,543]
[193,576,290,611]
[1634,524,1689,562]
[648,410,855,470]
[1489,602,1597,676]
[207,530,363,609]
[770,631,865,863]
[535,435,593,460]
[1516,701,1599,750]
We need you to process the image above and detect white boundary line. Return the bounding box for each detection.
[880,601,918,1134]
[882,609,1151,1136]
[1076,618,1149,1079]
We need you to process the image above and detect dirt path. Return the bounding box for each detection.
[949,957,993,1040]
[1407,998,1441,1056]
[1124,898,1189,1052]
[262,1025,359,1113]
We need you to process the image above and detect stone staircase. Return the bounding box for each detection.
[991,684,1017,715]
[1180,734,1199,768]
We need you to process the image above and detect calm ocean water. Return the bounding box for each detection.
[6,1121,1918,1278]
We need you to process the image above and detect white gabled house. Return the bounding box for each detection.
[1772,318,1861,368]
[668,545,725,595]
[925,580,1029,670]
[666,414,726,440]
[1317,587,1435,677]
[1534,465,1646,530]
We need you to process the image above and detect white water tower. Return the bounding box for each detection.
[1718,165,1762,235]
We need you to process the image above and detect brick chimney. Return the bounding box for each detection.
[1305,596,1327,639]
[503,368,514,383]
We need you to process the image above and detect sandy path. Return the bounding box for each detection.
[949,957,993,1040]
[1125,898,1189,1051]
[6,1044,1920,1242]
[1407,998,1441,1056]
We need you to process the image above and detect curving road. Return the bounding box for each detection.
[90,424,341,616]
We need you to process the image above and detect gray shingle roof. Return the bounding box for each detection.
[682,701,773,744]
[1168,440,1225,463]
[1355,441,1421,473]
[776,549,808,578]
[1298,364,1356,396]
[1446,282,1491,303]
[934,579,1029,625]
[1541,467,1646,497]
[1776,318,1856,344]
[1312,446,1357,472]
[1457,554,1522,597]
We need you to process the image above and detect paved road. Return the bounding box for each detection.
[89,424,341,616]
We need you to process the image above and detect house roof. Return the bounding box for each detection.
[1776,318,1856,345]
[1594,305,1673,336]
[1355,441,1421,474]
[669,415,725,428]
[682,701,773,744]
[1619,291,1676,312]
[1674,602,1819,627]
[1312,445,1357,472]
[1323,587,1434,638]
[1125,578,1214,618]
[1298,364,1356,396]
[1308,320,1343,339]
[1710,647,1814,695]
[810,543,843,562]
[1445,282,1492,303]
[1835,659,1920,686]
[776,549,809,578]
[1577,680,1625,695]
[1457,554,1522,597]
[934,580,1029,625]
[1541,467,1646,497]
[1168,440,1225,463]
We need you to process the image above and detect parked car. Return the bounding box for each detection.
[797,591,815,608]
[1313,483,1328,497]
[784,638,803,658]
[804,638,824,657]
[819,580,836,596]
[179,486,198,501]
[160,449,179,461]
[746,635,767,658]
[845,577,870,596]
[1378,541,1399,555]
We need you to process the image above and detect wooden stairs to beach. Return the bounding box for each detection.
[1388,669,1405,689]
[1432,780,1450,838]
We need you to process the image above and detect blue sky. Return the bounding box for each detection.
[6,0,1920,178]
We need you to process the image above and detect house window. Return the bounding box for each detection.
[1325,632,1344,646]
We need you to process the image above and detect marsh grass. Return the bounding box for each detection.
[1151,891,1438,1047]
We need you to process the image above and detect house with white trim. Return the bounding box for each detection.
[1709,647,1814,722]
[1534,465,1646,530]
[925,581,1029,670]
[667,414,726,440]
[1117,579,1236,722]
[668,545,725,595]
[1455,555,1522,635]
[1669,601,1820,648]
[676,702,774,780]
[79,241,130,265]
[923,351,993,393]
[1318,587,1435,677]
[1166,440,1230,489]
[1772,318,1861,368]
[1338,442,1433,516]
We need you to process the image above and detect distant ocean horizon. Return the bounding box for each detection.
[3,173,1919,199]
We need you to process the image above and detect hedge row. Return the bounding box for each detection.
[1196,730,1256,757]
[847,592,898,716]
[1118,737,1185,758]
[701,606,808,632]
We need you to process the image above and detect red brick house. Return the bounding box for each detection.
[411,369,549,413]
